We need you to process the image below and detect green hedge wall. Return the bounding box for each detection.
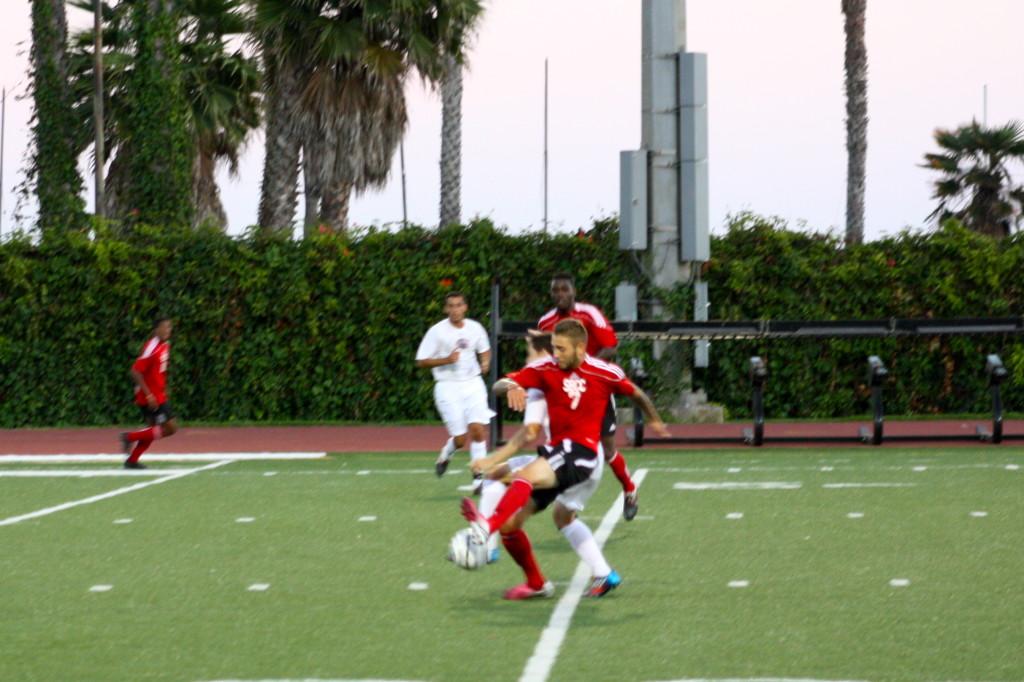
[1,215,1022,427]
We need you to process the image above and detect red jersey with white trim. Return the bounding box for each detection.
[506,355,635,451]
[537,302,617,356]
[132,336,170,406]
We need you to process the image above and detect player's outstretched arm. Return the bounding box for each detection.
[492,378,527,411]
[628,384,671,437]
[470,422,542,476]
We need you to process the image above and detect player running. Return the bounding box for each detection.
[537,272,643,520]
[120,317,179,469]
[415,291,494,478]
[461,319,669,599]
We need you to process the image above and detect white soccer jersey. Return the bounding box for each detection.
[523,388,551,441]
[416,318,491,382]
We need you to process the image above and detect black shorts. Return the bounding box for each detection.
[530,440,601,512]
[139,402,174,426]
[601,395,617,438]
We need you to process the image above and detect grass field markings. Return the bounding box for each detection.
[820,466,834,472]
[727,580,750,588]
[517,468,648,682]
[822,483,915,489]
[456,484,476,492]
[969,511,989,518]
[0,468,194,478]
[358,515,377,522]
[89,584,113,592]
[407,582,429,591]
[0,452,326,463]
[236,517,256,523]
[263,471,278,477]
[0,459,233,527]
[846,512,865,519]
[1007,464,1020,470]
[200,679,428,682]
[725,512,744,520]
[647,678,869,682]
[889,578,911,587]
[913,465,928,472]
[673,482,801,491]
[247,583,270,592]
[356,470,371,476]
[113,518,133,524]
[727,467,742,473]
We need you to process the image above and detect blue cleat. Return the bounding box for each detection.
[586,570,622,598]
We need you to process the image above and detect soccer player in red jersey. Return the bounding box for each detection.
[119,317,179,469]
[537,272,643,520]
[461,319,669,599]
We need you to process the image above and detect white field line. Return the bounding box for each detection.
[0,468,195,478]
[0,460,232,527]
[822,483,916,489]
[673,482,801,491]
[518,469,648,682]
[646,462,1021,474]
[648,678,869,682]
[0,452,326,463]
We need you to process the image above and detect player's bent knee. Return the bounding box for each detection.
[453,434,467,448]
[552,505,576,529]
[163,420,179,436]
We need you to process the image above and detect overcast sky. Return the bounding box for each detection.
[1,0,1021,240]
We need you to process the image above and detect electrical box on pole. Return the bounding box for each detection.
[615,283,639,322]
[619,150,648,250]
[679,51,709,263]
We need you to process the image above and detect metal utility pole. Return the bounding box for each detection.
[93,1,106,217]
[400,140,408,228]
[1,87,6,236]
[543,58,549,232]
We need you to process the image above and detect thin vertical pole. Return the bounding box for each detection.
[1,87,6,236]
[543,58,549,232]
[400,140,408,228]
[93,1,106,217]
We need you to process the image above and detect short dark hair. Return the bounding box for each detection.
[445,291,466,305]
[527,331,553,355]
[553,318,587,346]
[153,315,171,329]
[551,272,575,286]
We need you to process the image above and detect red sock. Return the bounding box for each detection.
[127,439,151,464]
[487,478,533,533]
[126,425,163,443]
[501,529,546,590]
[607,451,636,493]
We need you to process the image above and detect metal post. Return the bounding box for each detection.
[93,2,106,217]
[861,356,887,446]
[631,358,647,447]
[978,355,1007,444]
[400,140,408,228]
[488,280,503,447]
[543,58,549,233]
[743,356,767,446]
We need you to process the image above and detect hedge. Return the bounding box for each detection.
[0,215,1021,427]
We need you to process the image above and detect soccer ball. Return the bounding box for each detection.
[447,528,488,570]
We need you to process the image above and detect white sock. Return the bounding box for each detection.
[561,519,612,578]
[478,479,506,518]
[440,437,456,458]
[469,440,487,462]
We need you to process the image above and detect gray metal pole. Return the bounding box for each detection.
[400,140,408,228]
[543,58,549,232]
[93,2,106,217]
[1,87,6,236]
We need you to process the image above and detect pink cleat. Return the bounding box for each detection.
[503,581,555,600]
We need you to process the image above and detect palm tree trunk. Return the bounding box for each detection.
[320,177,352,233]
[842,0,868,245]
[258,53,302,234]
[302,134,325,237]
[439,54,462,227]
[192,150,227,229]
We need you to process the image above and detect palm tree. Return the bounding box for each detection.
[251,0,484,235]
[67,0,260,229]
[29,0,86,233]
[439,53,462,227]
[842,0,868,245]
[923,121,1024,238]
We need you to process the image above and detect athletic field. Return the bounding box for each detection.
[2,447,1022,682]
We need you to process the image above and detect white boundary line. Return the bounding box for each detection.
[518,468,648,682]
[0,452,326,463]
[0,469,196,478]
[0,460,232,527]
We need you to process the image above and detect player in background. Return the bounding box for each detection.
[120,317,179,469]
[462,319,670,599]
[415,291,494,479]
[537,272,643,520]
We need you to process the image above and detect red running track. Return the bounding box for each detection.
[2,420,1023,455]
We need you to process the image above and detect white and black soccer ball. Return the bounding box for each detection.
[447,528,488,570]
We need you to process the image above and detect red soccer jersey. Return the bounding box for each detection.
[132,336,170,406]
[506,355,635,451]
[537,302,618,356]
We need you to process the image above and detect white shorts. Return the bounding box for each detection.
[433,377,495,437]
[506,445,604,513]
